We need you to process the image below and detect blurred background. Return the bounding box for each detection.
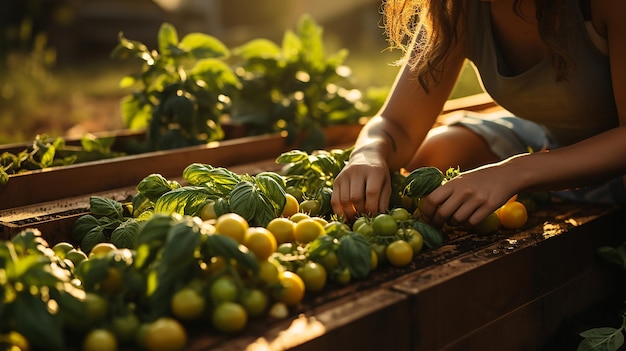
[0,0,481,144]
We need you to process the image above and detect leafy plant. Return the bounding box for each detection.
[576,242,626,350]
[0,134,123,185]
[111,22,240,151]
[0,229,84,351]
[229,14,372,152]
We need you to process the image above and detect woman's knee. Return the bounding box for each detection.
[406,125,500,171]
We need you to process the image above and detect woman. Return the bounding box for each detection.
[330,0,626,227]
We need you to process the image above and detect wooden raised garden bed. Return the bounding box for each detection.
[4,92,620,350]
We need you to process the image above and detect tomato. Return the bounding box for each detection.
[385,240,413,267]
[83,328,118,351]
[143,317,187,351]
[257,259,281,285]
[355,222,375,237]
[212,302,248,334]
[299,199,321,216]
[281,193,300,217]
[200,200,218,221]
[351,216,369,232]
[285,186,304,202]
[370,249,379,270]
[276,242,295,255]
[266,217,296,244]
[334,267,351,285]
[99,266,124,295]
[312,216,329,227]
[317,250,339,272]
[83,292,109,326]
[65,248,88,266]
[472,211,500,235]
[371,213,398,236]
[239,288,269,318]
[498,201,528,229]
[274,271,305,306]
[171,287,206,321]
[370,243,387,264]
[390,207,411,222]
[404,228,424,254]
[296,261,327,294]
[52,241,74,259]
[111,312,141,344]
[89,242,117,258]
[209,276,239,304]
[289,212,310,223]
[215,213,249,244]
[244,227,277,261]
[324,220,351,236]
[293,218,324,244]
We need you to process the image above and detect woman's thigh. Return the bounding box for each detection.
[405,124,500,172]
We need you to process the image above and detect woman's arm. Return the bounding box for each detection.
[331,42,466,220]
[419,0,626,228]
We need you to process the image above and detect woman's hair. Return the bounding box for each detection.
[382,0,572,89]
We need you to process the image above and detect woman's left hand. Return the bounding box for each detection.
[418,164,520,228]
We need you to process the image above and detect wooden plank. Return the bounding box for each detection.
[388,205,623,350]
[0,125,362,210]
[190,288,411,351]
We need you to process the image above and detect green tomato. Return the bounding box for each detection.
[371,213,398,236]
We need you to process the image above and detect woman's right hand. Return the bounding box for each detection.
[331,152,392,222]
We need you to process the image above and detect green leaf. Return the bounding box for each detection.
[275,150,310,165]
[154,186,217,216]
[182,163,241,193]
[137,174,181,203]
[110,219,142,249]
[72,214,100,242]
[39,144,56,169]
[412,220,444,249]
[180,32,229,59]
[81,227,107,253]
[203,234,259,274]
[233,38,282,60]
[158,22,179,56]
[578,327,625,351]
[297,14,325,69]
[281,30,302,60]
[308,235,338,261]
[13,292,65,351]
[337,233,371,279]
[89,196,124,220]
[190,58,240,90]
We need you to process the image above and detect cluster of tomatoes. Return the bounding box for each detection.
[9,189,537,351]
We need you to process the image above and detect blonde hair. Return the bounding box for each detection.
[382,0,572,89]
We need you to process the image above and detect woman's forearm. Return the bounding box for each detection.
[503,126,626,193]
